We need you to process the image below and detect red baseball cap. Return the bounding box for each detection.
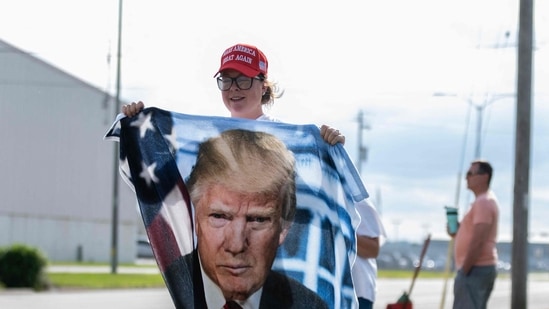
[214,43,268,78]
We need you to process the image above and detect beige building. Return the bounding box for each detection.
[0,38,141,263]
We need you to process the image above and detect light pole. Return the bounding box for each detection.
[110,0,123,274]
[433,92,514,159]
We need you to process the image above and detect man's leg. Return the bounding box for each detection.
[453,266,497,309]
[467,265,497,309]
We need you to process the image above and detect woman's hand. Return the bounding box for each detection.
[121,101,145,117]
[320,125,346,145]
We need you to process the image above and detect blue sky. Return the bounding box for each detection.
[1,0,548,242]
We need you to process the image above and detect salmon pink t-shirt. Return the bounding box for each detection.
[454,191,499,268]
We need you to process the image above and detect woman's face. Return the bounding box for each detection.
[219,69,266,120]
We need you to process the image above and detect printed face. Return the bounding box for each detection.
[194,184,287,300]
[219,69,265,119]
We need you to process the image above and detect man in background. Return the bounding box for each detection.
[352,198,386,309]
[450,160,499,309]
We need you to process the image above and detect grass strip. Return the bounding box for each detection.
[46,270,445,290]
[47,273,165,289]
[378,269,447,279]
[43,269,518,290]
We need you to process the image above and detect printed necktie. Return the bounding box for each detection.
[223,300,243,309]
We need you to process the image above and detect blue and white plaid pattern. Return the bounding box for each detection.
[105,108,368,309]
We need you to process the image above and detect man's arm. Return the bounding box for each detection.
[356,235,380,259]
[460,222,492,274]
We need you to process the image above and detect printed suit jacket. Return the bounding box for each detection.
[163,250,329,309]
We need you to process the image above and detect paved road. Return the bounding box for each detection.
[2,272,549,308]
[0,288,174,309]
[375,276,549,309]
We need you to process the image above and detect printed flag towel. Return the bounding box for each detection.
[105,107,369,309]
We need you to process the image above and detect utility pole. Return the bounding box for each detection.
[110,0,123,275]
[433,93,513,159]
[356,110,381,216]
[512,0,533,307]
[356,110,371,174]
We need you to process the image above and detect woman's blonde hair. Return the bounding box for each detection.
[261,76,285,106]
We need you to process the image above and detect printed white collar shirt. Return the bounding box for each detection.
[200,256,262,309]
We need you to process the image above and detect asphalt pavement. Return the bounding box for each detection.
[375,275,549,309]
[1,264,548,309]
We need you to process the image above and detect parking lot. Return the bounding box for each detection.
[377,239,549,272]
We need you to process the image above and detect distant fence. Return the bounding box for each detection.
[378,239,549,272]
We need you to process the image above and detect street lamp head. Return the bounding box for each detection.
[432,92,457,97]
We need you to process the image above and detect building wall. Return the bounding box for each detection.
[0,39,141,263]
